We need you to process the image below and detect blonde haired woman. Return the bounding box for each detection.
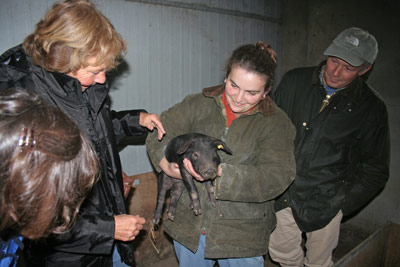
[0,0,165,266]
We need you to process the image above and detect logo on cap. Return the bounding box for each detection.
[345,36,359,47]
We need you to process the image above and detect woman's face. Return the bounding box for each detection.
[67,57,107,91]
[224,66,268,116]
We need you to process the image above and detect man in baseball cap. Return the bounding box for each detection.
[320,27,378,90]
[324,27,378,66]
[269,27,390,267]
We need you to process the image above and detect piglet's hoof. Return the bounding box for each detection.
[210,198,216,207]
[150,219,160,232]
[151,219,160,231]
[193,209,201,215]
[189,203,201,215]
[167,212,175,221]
[191,206,202,216]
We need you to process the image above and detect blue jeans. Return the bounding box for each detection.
[173,234,264,267]
[112,245,129,267]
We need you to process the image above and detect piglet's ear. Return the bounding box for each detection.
[214,140,232,155]
[176,140,194,155]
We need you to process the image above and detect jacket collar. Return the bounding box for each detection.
[8,45,109,114]
[50,69,110,112]
[312,61,366,104]
[202,84,276,116]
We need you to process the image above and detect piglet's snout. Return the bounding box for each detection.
[202,167,218,179]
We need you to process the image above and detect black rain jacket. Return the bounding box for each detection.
[0,45,148,266]
[272,63,390,232]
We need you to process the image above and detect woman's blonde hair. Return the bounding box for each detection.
[23,0,127,73]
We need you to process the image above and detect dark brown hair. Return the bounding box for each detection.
[0,88,98,239]
[23,0,127,73]
[225,41,278,91]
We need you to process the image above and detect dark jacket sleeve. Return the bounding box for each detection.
[45,186,116,254]
[111,109,149,144]
[342,101,390,215]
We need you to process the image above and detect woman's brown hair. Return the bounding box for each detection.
[225,41,278,92]
[0,88,98,239]
[23,0,127,73]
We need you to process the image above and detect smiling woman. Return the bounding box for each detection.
[224,67,268,116]
[146,41,296,267]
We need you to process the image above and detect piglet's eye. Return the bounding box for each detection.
[192,152,200,160]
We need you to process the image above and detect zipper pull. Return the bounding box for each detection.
[319,92,336,112]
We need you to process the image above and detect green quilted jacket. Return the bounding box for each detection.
[146,84,295,258]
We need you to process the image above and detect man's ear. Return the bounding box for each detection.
[359,64,372,76]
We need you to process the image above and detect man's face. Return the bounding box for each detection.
[323,57,371,89]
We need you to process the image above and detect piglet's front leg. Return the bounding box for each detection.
[204,180,216,207]
[180,166,201,216]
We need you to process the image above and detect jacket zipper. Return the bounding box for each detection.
[319,92,336,112]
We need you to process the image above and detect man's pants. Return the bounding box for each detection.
[268,207,342,267]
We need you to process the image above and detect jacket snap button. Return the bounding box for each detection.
[219,213,224,217]
[302,122,307,126]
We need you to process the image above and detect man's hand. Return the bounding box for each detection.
[159,157,222,181]
[114,214,145,241]
[139,112,166,140]
[159,156,181,179]
[183,158,206,181]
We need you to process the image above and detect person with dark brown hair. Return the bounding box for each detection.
[0,87,98,267]
[146,42,296,267]
[0,0,165,266]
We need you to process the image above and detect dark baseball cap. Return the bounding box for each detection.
[323,27,378,66]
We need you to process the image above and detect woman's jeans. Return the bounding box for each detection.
[173,234,264,267]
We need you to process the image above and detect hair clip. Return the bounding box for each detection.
[18,127,36,148]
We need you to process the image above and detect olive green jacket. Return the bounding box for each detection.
[146,85,296,258]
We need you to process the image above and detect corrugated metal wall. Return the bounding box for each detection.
[0,0,282,175]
